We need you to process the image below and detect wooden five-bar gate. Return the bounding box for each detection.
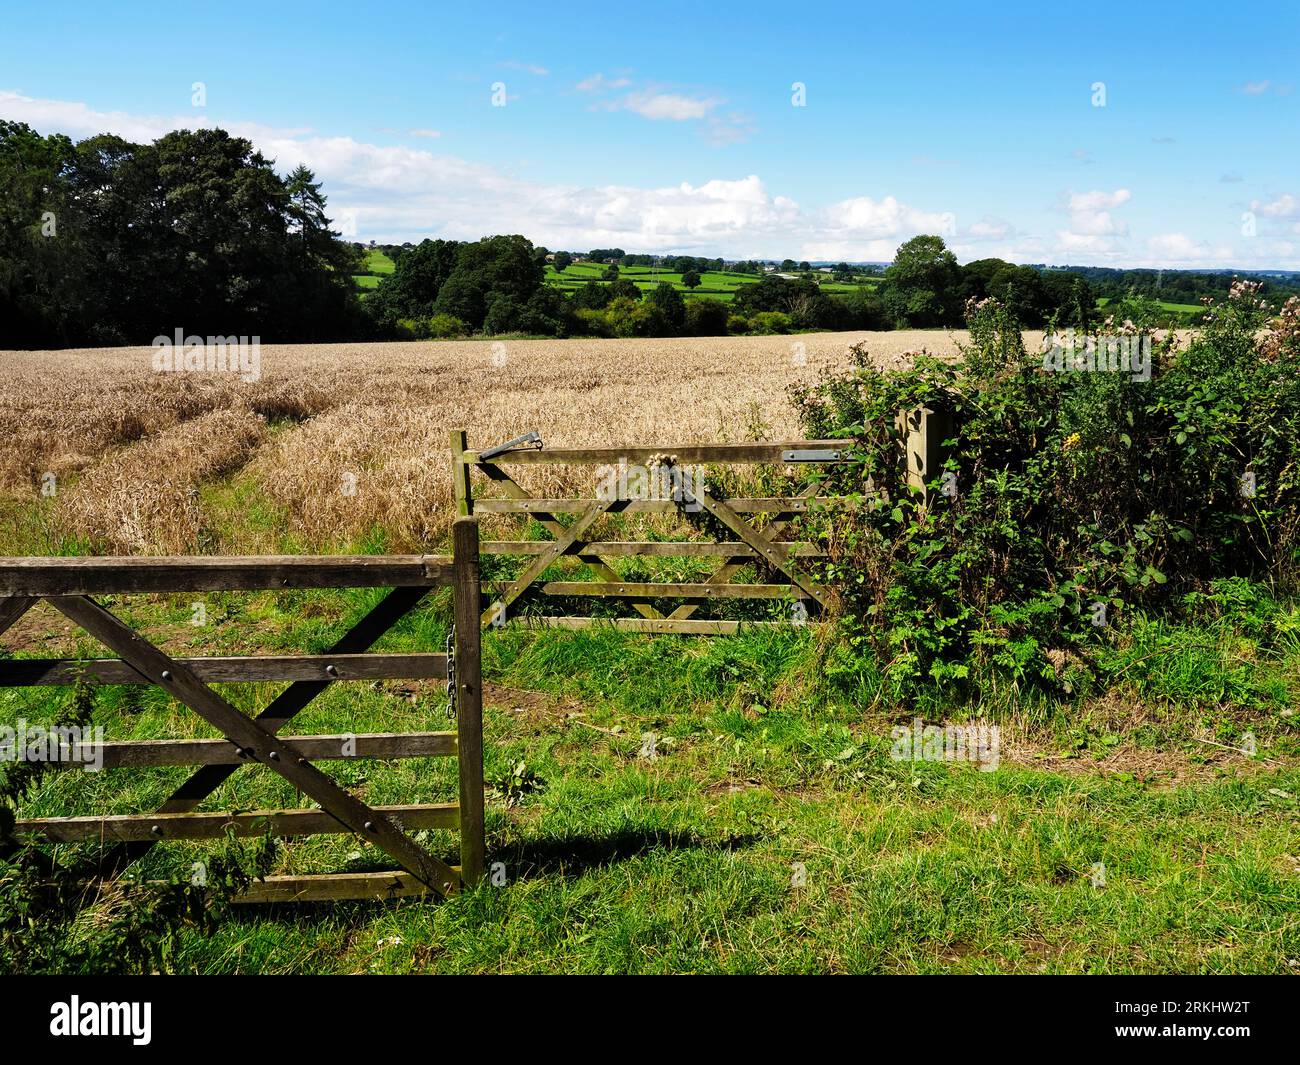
[0,518,485,903]
[451,430,859,635]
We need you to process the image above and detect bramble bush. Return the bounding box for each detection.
[793,284,1300,703]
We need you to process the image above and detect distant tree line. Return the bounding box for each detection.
[7,119,1299,349]
[1,121,365,348]
[365,233,1103,339]
[1044,264,1300,308]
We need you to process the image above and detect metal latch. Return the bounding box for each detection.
[781,449,842,462]
[444,629,456,719]
[479,431,543,461]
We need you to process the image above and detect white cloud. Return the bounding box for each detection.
[1067,188,1131,212]
[615,91,719,121]
[1144,232,1210,261]
[704,112,756,146]
[1056,188,1131,253]
[967,218,1010,240]
[503,60,549,76]
[1252,193,1298,218]
[575,73,630,93]
[821,195,950,238]
[2,91,1296,269]
[0,90,197,142]
[1240,80,1272,95]
[408,128,441,138]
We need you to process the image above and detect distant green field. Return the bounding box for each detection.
[351,249,396,293]
[353,251,880,302]
[546,261,877,303]
[1096,296,1203,315]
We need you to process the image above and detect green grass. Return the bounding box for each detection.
[5,577,1298,973]
[3,468,1297,974]
[1096,296,1204,315]
[351,249,396,292]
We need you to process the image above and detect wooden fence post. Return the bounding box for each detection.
[898,401,955,497]
[450,430,473,517]
[452,516,486,886]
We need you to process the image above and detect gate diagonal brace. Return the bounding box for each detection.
[47,593,461,896]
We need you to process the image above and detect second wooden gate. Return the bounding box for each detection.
[451,432,852,635]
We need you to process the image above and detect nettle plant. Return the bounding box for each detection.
[792,284,1300,703]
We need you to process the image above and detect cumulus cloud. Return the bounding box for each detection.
[575,73,631,93]
[1252,193,1298,218]
[615,91,719,121]
[1144,232,1214,261]
[1067,188,1132,213]
[1055,188,1131,255]
[574,76,749,140]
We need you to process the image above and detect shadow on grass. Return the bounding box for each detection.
[230,828,761,918]
[495,826,762,881]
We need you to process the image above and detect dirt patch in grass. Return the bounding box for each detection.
[0,598,81,654]
[1001,730,1274,785]
[484,681,589,726]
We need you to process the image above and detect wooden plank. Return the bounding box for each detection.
[35,732,457,769]
[450,429,473,517]
[520,616,795,635]
[0,652,448,687]
[476,462,662,622]
[46,595,462,895]
[453,518,486,887]
[0,555,452,596]
[481,499,614,625]
[93,585,432,876]
[160,586,429,807]
[669,483,821,623]
[473,498,812,515]
[687,491,831,610]
[15,803,459,843]
[540,581,811,599]
[0,596,35,638]
[232,869,448,904]
[464,440,851,465]
[481,540,824,557]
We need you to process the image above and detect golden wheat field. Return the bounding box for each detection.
[0,330,1045,555]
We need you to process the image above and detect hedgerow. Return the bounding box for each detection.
[793,284,1300,702]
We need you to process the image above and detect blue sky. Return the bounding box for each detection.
[3,0,1298,267]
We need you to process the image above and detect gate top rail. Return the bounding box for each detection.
[0,554,453,597]
[462,440,853,465]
